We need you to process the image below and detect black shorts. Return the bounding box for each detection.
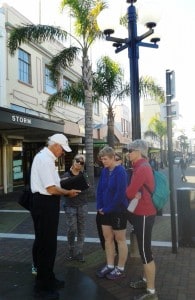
[100,212,127,230]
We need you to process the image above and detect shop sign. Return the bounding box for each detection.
[11,114,32,125]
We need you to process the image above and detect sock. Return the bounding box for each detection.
[147,288,155,294]
[117,266,124,271]
[107,264,114,269]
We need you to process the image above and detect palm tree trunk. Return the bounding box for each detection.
[82,53,95,198]
[107,106,115,148]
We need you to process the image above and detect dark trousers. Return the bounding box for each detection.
[131,214,155,264]
[31,193,60,290]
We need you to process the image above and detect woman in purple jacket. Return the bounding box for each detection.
[96,146,128,280]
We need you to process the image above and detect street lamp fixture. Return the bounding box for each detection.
[100,0,160,140]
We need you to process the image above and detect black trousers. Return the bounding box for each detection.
[31,193,60,290]
[130,214,155,264]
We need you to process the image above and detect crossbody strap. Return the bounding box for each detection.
[140,162,153,195]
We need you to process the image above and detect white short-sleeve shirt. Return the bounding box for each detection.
[30,147,60,195]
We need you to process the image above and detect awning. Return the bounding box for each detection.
[0,107,64,140]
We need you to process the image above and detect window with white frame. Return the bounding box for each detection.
[63,77,71,89]
[44,65,57,94]
[62,76,84,108]
[18,49,31,84]
[93,101,100,115]
[62,77,71,103]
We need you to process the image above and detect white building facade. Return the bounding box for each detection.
[0,4,104,193]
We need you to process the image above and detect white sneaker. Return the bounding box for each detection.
[32,264,37,275]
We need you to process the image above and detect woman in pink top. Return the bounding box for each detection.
[126,139,158,300]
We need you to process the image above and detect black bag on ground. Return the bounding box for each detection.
[18,187,32,211]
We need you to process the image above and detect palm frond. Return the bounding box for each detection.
[148,116,167,138]
[8,24,68,55]
[120,14,128,28]
[144,130,158,139]
[60,0,107,47]
[48,47,80,83]
[139,76,165,103]
[46,80,85,111]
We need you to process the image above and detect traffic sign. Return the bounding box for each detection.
[160,101,179,120]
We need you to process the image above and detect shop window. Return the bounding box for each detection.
[13,145,24,186]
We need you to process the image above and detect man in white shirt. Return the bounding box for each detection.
[30,133,80,300]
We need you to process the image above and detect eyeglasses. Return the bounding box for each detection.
[128,149,136,153]
[75,159,84,165]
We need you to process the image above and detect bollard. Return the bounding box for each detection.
[177,187,195,247]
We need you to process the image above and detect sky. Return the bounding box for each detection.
[1,0,195,138]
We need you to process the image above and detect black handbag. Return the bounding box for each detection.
[18,187,32,211]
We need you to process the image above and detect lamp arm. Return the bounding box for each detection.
[105,36,127,44]
[138,42,159,49]
[115,44,128,53]
[137,28,154,42]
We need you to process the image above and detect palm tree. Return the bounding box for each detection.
[93,56,129,148]
[47,55,128,148]
[47,56,164,150]
[8,0,107,191]
[145,116,167,167]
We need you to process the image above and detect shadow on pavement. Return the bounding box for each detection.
[0,261,117,300]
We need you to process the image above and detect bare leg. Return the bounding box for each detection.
[102,225,115,265]
[143,260,156,290]
[114,229,128,268]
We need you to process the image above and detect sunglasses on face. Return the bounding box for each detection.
[128,149,136,153]
[75,159,84,165]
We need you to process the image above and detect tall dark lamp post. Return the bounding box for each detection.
[101,0,160,140]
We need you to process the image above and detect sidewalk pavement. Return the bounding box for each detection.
[1,164,195,300]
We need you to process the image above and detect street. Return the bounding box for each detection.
[0,162,195,299]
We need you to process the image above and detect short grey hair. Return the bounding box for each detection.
[98,146,115,158]
[47,139,56,147]
[128,139,148,158]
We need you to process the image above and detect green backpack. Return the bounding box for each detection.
[143,164,170,210]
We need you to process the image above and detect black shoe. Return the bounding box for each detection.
[54,278,65,289]
[73,253,85,262]
[129,278,147,289]
[34,288,59,299]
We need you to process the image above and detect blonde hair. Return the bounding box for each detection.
[73,154,85,163]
